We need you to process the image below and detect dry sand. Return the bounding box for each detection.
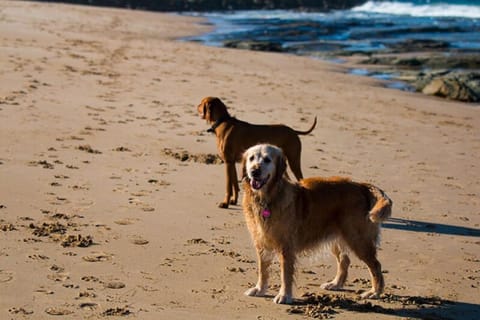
[1,1,479,319]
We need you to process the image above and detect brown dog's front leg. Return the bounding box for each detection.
[219,162,235,208]
[229,163,239,205]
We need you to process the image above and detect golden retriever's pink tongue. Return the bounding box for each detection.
[251,179,263,190]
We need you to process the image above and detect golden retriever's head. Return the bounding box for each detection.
[196,96,229,123]
[242,144,286,192]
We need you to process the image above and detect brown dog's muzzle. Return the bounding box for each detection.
[197,103,206,119]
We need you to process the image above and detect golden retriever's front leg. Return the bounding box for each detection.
[274,248,295,304]
[245,247,272,297]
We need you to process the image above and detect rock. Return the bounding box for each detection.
[421,73,480,103]
[387,39,450,53]
[224,40,283,52]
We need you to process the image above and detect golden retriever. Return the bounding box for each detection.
[241,144,392,304]
[197,96,316,208]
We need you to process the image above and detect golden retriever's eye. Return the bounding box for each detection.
[264,157,271,164]
[249,155,254,162]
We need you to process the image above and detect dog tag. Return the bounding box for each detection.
[262,209,271,219]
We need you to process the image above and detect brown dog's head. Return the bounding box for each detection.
[242,144,287,193]
[197,96,229,124]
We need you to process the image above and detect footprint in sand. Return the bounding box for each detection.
[82,251,113,262]
[0,221,16,231]
[114,218,138,225]
[60,234,94,248]
[104,281,126,289]
[9,307,34,315]
[81,275,100,283]
[45,307,74,316]
[0,270,14,283]
[129,235,149,246]
[101,307,130,316]
[47,273,70,282]
[77,144,102,154]
[79,302,98,310]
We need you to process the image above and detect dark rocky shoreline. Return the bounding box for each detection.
[224,39,480,103]
[359,52,480,103]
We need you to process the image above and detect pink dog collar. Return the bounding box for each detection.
[262,209,271,219]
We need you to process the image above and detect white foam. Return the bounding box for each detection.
[352,1,480,18]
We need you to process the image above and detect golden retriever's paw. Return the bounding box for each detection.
[320,281,343,291]
[273,293,292,304]
[218,202,229,209]
[360,289,380,299]
[244,286,266,297]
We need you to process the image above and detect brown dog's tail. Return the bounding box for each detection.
[367,184,392,223]
[294,117,317,135]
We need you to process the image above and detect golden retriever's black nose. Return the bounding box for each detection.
[251,168,262,179]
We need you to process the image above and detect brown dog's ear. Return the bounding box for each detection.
[206,97,230,123]
[205,100,214,122]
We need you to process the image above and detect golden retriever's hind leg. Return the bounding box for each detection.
[245,248,272,297]
[360,255,384,299]
[353,241,384,299]
[321,243,350,291]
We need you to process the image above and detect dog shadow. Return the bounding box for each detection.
[290,293,480,320]
[382,217,480,237]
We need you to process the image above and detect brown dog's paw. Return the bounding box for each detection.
[218,202,229,209]
[229,199,237,205]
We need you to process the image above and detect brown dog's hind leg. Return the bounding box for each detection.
[321,242,350,291]
[284,147,303,180]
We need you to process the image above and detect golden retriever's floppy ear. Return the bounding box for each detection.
[273,148,287,183]
[240,151,248,181]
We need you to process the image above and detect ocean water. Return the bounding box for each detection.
[185,0,480,55]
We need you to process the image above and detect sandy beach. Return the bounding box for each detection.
[1,1,479,319]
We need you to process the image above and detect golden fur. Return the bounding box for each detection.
[197,96,316,208]
[241,144,392,304]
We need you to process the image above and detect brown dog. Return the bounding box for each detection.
[241,144,392,304]
[197,96,316,208]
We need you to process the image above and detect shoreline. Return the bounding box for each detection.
[183,10,480,103]
[1,1,479,319]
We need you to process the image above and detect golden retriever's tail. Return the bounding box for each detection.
[367,185,392,223]
[294,117,317,135]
